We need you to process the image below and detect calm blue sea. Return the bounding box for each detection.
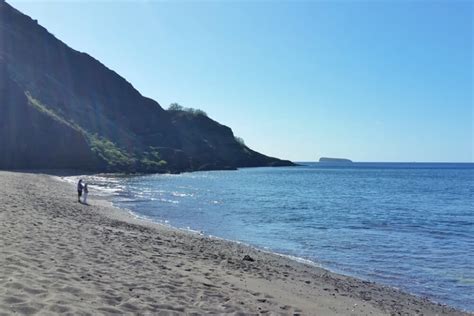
[72,163,474,311]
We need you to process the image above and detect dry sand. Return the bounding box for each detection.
[0,170,470,315]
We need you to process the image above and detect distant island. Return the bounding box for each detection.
[319,157,353,164]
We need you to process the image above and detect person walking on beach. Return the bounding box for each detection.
[83,183,89,205]
[77,179,83,203]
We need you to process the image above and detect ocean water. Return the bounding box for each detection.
[70,163,474,311]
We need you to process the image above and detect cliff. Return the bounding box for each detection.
[0,1,294,173]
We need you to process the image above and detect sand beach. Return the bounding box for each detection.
[0,170,469,315]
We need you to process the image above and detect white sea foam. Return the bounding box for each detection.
[171,192,193,197]
[159,198,179,204]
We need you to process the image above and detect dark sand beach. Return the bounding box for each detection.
[0,171,469,315]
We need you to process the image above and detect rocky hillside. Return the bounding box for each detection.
[0,1,293,173]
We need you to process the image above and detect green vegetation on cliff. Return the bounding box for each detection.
[26,93,169,172]
[168,103,208,117]
[88,135,136,171]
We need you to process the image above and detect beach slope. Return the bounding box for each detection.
[0,171,468,315]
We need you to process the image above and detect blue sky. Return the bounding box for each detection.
[10,0,473,162]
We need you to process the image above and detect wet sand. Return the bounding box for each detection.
[0,170,469,315]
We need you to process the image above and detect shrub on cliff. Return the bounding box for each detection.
[88,135,136,171]
[168,103,207,117]
[168,103,184,111]
[139,147,168,172]
[235,136,245,146]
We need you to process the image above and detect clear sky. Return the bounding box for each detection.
[10,0,473,162]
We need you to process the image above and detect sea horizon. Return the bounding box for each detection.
[299,161,474,165]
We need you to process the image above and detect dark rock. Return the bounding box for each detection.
[242,255,255,262]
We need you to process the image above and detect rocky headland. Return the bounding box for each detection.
[0,1,294,173]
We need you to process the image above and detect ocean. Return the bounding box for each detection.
[67,163,474,311]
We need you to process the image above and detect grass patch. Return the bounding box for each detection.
[26,92,73,128]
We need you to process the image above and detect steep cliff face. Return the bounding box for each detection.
[0,1,294,172]
[0,63,101,170]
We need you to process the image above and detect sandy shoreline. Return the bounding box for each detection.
[0,170,470,315]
